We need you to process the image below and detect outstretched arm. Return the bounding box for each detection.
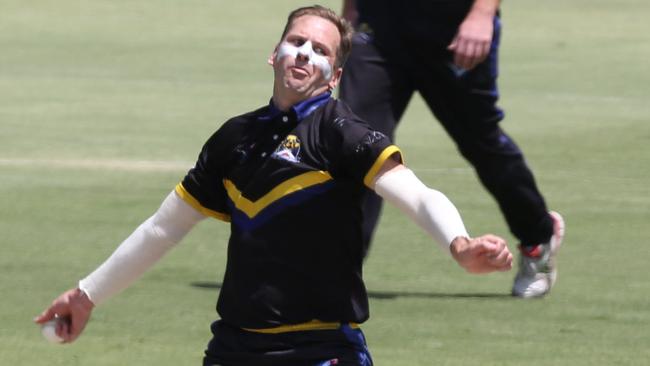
[373,159,512,273]
[448,0,500,71]
[34,190,206,343]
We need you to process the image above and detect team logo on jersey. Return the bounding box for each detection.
[272,135,301,163]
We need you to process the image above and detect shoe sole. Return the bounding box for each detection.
[547,211,565,288]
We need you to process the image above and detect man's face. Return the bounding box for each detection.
[270,15,342,98]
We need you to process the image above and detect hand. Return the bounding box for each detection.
[450,235,512,273]
[447,9,494,71]
[34,288,95,343]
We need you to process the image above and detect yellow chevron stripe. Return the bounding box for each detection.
[224,170,333,218]
[363,145,402,188]
[242,319,360,334]
[175,183,231,222]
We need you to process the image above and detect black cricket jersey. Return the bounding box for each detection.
[176,92,402,330]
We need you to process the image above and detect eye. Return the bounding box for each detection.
[291,38,305,47]
[313,46,326,56]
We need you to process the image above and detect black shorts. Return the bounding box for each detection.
[203,320,373,366]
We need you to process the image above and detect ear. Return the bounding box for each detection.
[268,45,279,66]
[327,67,344,90]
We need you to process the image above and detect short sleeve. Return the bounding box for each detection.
[177,121,244,222]
[324,115,403,188]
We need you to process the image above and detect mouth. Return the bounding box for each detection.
[289,65,310,77]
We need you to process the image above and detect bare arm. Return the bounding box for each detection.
[373,159,512,273]
[341,0,358,25]
[448,0,500,70]
[34,191,206,343]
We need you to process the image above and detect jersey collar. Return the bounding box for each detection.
[265,92,332,122]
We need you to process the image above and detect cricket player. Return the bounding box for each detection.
[339,0,565,298]
[35,5,513,365]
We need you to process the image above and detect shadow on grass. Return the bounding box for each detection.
[190,281,512,300]
[365,291,511,300]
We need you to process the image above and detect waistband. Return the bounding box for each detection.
[242,319,361,334]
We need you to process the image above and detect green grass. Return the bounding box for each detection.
[2,0,649,365]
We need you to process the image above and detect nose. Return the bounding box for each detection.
[296,52,310,62]
[296,41,312,62]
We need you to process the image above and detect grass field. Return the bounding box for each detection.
[2,0,649,365]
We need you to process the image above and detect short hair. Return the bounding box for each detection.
[279,5,354,69]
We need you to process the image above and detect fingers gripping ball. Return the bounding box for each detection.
[41,317,65,344]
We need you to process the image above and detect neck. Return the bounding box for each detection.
[272,84,329,111]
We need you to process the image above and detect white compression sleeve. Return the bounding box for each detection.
[374,168,469,252]
[78,191,206,305]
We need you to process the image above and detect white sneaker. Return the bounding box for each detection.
[512,211,565,298]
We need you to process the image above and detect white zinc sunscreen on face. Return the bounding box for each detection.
[276,41,332,80]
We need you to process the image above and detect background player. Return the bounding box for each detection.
[339,0,564,298]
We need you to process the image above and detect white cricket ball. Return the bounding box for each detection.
[41,319,65,344]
